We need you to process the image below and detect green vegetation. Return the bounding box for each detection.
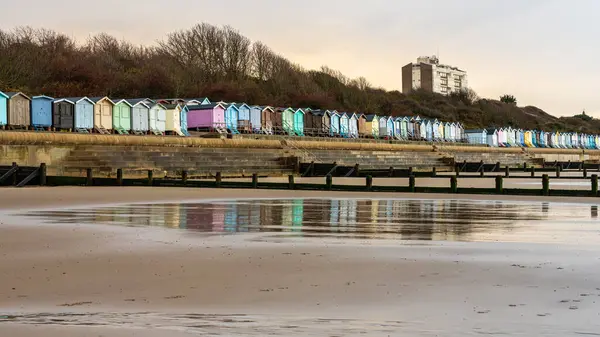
[500,94,517,105]
[0,24,596,132]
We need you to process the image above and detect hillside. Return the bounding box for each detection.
[0,24,596,133]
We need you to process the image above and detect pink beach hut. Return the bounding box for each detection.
[185,103,226,131]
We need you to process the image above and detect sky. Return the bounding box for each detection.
[1,0,599,117]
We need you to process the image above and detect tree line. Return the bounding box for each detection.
[0,24,595,132]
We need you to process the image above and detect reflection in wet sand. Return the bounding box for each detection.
[21,198,600,244]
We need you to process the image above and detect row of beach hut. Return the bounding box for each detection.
[0,91,466,141]
[465,128,600,149]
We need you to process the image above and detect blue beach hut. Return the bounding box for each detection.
[386,116,395,139]
[0,91,8,127]
[293,108,305,136]
[249,105,262,133]
[234,103,252,133]
[224,104,240,134]
[31,95,54,128]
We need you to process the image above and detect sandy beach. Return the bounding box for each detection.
[1,187,600,336]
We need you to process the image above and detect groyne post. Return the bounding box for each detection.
[389,167,394,177]
[450,176,458,194]
[11,162,17,186]
[215,172,222,188]
[555,166,561,178]
[326,174,333,190]
[592,174,598,196]
[542,174,550,196]
[505,166,510,178]
[495,176,503,194]
[252,173,258,189]
[366,175,373,191]
[409,175,416,192]
[354,164,360,177]
[86,168,93,186]
[408,167,413,177]
[431,167,437,177]
[39,163,46,186]
[495,162,501,172]
[584,167,588,178]
[523,162,528,172]
[116,168,123,186]
[181,170,188,186]
[530,167,535,178]
[288,175,295,190]
[147,170,153,186]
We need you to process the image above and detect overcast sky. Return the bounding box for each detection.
[1,0,598,117]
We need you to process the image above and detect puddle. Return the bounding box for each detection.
[18,198,600,244]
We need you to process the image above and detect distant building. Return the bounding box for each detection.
[402,56,468,95]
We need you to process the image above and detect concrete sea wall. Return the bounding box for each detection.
[0,132,598,178]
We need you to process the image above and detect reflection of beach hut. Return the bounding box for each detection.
[31,95,54,128]
[6,92,31,128]
[349,113,359,138]
[293,108,305,136]
[111,99,133,134]
[465,129,487,145]
[486,128,498,147]
[0,91,7,127]
[365,114,379,138]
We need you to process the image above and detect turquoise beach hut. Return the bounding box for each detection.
[224,104,240,134]
[0,91,8,127]
[293,108,305,136]
[340,112,350,137]
[329,111,341,136]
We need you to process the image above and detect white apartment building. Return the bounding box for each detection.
[402,56,468,95]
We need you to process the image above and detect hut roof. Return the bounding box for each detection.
[32,95,54,100]
[61,97,94,104]
[365,114,378,122]
[126,99,150,107]
[88,97,114,104]
[5,92,31,100]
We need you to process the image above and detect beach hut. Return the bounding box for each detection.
[465,129,487,145]
[419,118,428,140]
[249,106,262,133]
[293,108,305,136]
[111,99,132,134]
[260,106,275,134]
[232,103,251,133]
[349,113,359,138]
[185,103,226,131]
[330,111,341,137]
[497,128,506,147]
[272,108,285,134]
[6,92,31,128]
[0,91,8,127]
[524,131,533,147]
[444,122,453,142]
[439,121,446,141]
[31,95,54,128]
[393,118,401,140]
[89,97,113,133]
[486,128,498,147]
[127,99,150,133]
[54,97,94,132]
[408,117,418,139]
[378,116,388,138]
[572,133,580,149]
[365,114,379,138]
[163,104,183,136]
[538,131,546,148]
[357,114,368,138]
[547,132,554,148]
[148,102,167,135]
[318,110,331,136]
[596,135,600,149]
[386,116,395,139]
[423,119,434,141]
[281,107,295,135]
[340,113,350,138]
[303,109,318,136]
[430,119,440,141]
[224,104,240,134]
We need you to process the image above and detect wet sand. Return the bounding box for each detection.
[1,187,600,336]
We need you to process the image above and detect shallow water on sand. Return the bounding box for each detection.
[6,198,600,336]
[20,198,600,244]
